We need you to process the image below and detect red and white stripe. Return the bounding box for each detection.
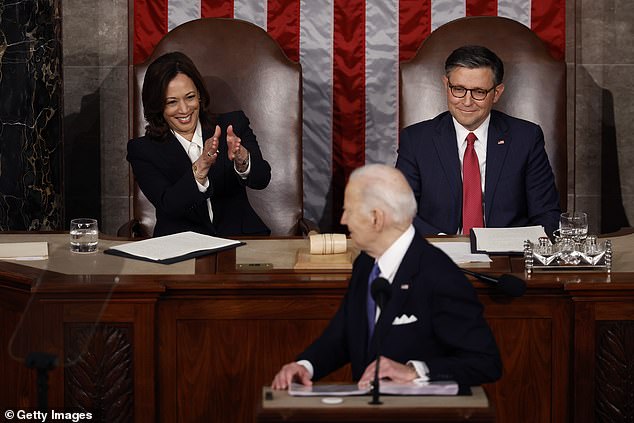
[133,0,565,228]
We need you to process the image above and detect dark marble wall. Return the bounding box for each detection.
[62,0,128,235]
[0,0,63,230]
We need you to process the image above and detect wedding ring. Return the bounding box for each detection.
[207,151,213,157]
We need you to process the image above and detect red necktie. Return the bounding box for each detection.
[462,132,483,234]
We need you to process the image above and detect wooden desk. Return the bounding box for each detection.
[256,387,495,422]
[1,233,634,422]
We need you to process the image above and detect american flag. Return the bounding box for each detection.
[133,0,565,229]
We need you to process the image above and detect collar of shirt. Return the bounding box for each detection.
[375,225,416,285]
[172,120,204,162]
[453,114,490,192]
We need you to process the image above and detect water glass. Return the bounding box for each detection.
[559,211,588,242]
[70,218,99,253]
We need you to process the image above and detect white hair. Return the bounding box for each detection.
[348,164,417,226]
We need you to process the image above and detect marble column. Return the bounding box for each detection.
[0,0,63,230]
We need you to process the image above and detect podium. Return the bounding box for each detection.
[256,387,495,422]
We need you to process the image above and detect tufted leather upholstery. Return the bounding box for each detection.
[122,18,306,237]
[400,16,567,210]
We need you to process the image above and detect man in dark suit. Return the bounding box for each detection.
[396,45,561,236]
[271,164,501,391]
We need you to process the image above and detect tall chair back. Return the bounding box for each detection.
[127,18,303,236]
[400,16,567,210]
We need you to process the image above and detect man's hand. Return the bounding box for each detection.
[271,362,312,390]
[358,356,417,388]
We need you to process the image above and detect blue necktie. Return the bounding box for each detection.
[367,262,381,341]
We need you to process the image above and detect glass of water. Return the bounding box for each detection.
[559,211,588,242]
[70,218,99,253]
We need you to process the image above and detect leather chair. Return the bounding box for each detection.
[121,18,308,237]
[400,16,567,210]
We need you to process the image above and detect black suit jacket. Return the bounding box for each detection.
[396,110,561,236]
[298,232,502,388]
[127,110,271,237]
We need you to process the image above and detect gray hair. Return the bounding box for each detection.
[348,164,417,226]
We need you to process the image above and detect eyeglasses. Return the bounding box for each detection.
[447,80,496,101]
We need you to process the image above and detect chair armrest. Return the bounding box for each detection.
[116,219,145,238]
[297,218,319,236]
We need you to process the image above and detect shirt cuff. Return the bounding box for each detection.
[406,360,430,382]
[195,177,210,192]
[296,360,314,379]
[234,152,251,179]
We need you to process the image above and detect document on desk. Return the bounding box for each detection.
[471,226,548,254]
[431,241,491,265]
[0,242,48,260]
[104,231,244,264]
[289,380,459,396]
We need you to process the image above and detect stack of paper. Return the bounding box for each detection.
[105,231,243,264]
[288,380,459,396]
[0,242,48,260]
[471,226,548,254]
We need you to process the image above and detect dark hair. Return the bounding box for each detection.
[445,45,504,86]
[141,51,212,140]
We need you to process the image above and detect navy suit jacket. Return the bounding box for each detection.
[298,233,502,388]
[396,110,561,236]
[127,110,271,237]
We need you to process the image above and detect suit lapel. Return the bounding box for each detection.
[432,115,462,206]
[351,254,375,366]
[158,133,192,171]
[484,112,510,224]
[366,237,421,360]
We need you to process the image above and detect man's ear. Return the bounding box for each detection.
[372,208,385,231]
[492,83,505,103]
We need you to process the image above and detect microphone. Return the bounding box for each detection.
[460,268,526,297]
[371,277,392,310]
[25,352,58,410]
[369,277,392,405]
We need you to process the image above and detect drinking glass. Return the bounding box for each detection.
[70,218,99,253]
[559,211,588,242]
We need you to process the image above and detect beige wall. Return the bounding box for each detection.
[62,1,634,235]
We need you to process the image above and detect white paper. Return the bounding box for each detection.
[107,231,242,261]
[473,226,548,253]
[289,380,459,397]
[431,241,491,264]
[0,242,48,260]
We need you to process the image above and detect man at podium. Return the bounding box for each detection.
[272,165,501,391]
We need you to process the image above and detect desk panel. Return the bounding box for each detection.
[2,234,634,423]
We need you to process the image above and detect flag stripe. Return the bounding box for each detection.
[169,0,201,30]
[431,0,465,31]
[133,0,168,64]
[267,0,301,62]
[332,0,366,226]
[399,0,431,62]
[234,0,267,29]
[498,0,530,28]
[201,0,234,18]
[299,0,333,226]
[365,0,399,166]
[531,0,565,59]
[466,0,496,16]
